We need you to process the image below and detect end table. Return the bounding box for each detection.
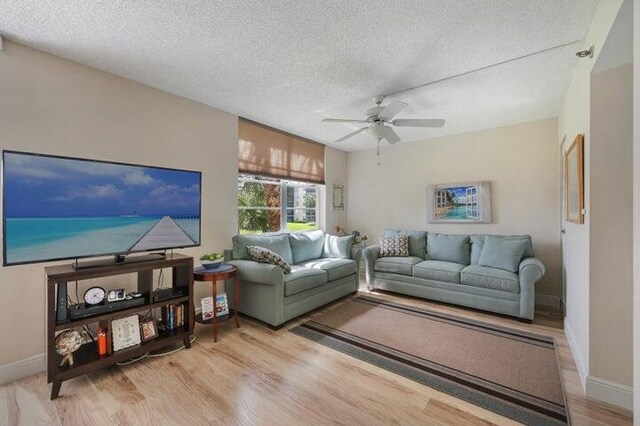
[193,264,239,342]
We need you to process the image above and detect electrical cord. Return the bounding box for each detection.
[115,335,196,366]
[83,325,96,342]
[156,268,164,290]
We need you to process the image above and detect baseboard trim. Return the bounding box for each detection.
[586,375,634,410]
[564,321,588,390]
[535,293,561,310]
[0,353,45,385]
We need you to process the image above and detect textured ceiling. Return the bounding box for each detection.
[0,1,598,151]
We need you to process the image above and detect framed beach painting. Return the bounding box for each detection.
[427,182,492,223]
[565,134,585,224]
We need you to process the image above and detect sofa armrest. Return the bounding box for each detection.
[223,249,234,262]
[518,257,546,320]
[519,257,546,281]
[362,245,380,284]
[226,259,285,287]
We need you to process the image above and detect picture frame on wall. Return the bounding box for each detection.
[565,134,585,224]
[427,181,492,223]
[331,183,345,211]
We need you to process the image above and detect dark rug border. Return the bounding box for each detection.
[291,298,569,426]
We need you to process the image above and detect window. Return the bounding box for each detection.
[238,174,319,234]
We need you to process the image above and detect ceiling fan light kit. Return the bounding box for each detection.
[322,96,446,145]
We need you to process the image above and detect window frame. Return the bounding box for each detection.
[238,174,320,234]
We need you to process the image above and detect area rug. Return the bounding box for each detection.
[291,296,568,425]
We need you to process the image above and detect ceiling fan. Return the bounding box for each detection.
[322,96,445,144]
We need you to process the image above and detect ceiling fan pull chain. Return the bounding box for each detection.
[377,139,381,166]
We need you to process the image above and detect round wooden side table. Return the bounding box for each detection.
[193,264,239,342]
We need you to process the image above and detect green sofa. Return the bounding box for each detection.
[224,230,362,327]
[363,231,545,321]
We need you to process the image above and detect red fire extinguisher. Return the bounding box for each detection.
[98,328,107,356]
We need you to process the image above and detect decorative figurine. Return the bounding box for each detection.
[55,330,83,367]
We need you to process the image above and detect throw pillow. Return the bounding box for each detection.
[383,229,427,258]
[426,233,470,265]
[323,234,354,259]
[232,233,293,264]
[379,236,409,257]
[470,234,534,264]
[247,245,292,274]
[289,229,325,264]
[477,236,528,272]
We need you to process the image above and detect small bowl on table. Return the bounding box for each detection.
[201,258,224,270]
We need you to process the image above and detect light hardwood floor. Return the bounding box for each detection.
[1,284,633,425]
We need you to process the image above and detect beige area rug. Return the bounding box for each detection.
[291,296,568,425]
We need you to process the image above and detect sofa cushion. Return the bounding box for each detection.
[374,256,423,276]
[478,236,528,272]
[296,258,357,281]
[233,234,293,264]
[461,265,519,293]
[426,233,470,265]
[412,260,465,284]
[247,245,292,274]
[323,234,354,259]
[384,229,427,258]
[284,266,328,296]
[379,236,409,257]
[470,234,535,265]
[289,230,325,264]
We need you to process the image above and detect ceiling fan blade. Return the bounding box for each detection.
[378,100,408,121]
[333,127,369,143]
[379,126,401,144]
[322,118,370,124]
[391,119,445,128]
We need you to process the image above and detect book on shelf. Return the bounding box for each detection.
[215,293,229,317]
[201,296,214,320]
[161,303,185,330]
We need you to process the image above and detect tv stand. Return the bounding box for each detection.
[46,253,194,399]
[72,252,166,270]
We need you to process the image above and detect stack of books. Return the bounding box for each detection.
[161,303,185,330]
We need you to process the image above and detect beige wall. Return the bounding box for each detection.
[589,64,633,387]
[346,118,561,298]
[634,0,640,414]
[557,0,623,392]
[0,41,239,367]
[323,146,348,233]
[559,0,636,409]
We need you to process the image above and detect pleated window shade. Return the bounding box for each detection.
[238,119,325,184]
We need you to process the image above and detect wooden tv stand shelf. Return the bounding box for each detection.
[45,253,194,400]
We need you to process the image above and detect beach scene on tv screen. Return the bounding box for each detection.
[3,152,201,265]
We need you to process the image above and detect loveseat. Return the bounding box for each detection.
[224,230,361,327]
[363,230,545,321]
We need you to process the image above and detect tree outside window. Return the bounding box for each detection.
[238,175,318,234]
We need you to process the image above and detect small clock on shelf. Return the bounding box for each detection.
[83,286,106,306]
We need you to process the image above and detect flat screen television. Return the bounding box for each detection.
[2,151,201,266]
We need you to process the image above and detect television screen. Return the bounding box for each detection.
[3,151,201,266]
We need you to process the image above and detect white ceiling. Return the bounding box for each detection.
[0,1,598,151]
